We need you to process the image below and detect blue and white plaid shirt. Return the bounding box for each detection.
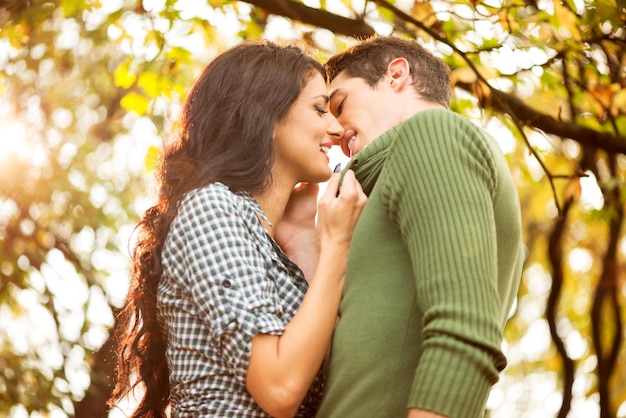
[158,182,323,417]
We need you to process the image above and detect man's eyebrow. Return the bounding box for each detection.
[328,89,341,101]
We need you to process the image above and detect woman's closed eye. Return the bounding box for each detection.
[315,105,329,115]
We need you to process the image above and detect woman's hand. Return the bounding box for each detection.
[317,170,367,249]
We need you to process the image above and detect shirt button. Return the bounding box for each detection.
[222,279,232,288]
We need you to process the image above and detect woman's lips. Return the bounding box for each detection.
[320,141,332,161]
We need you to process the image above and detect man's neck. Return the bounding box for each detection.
[400,97,446,123]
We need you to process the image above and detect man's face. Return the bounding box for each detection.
[328,71,401,157]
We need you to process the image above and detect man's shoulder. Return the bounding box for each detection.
[385,109,458,154]
[402,108,475,132]
[392,108,493,153]
[382,108,502,188]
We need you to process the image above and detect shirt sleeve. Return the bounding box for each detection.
[381,110,507,417]
[171,185,286,385]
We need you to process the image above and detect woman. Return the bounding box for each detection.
[108,40,367,418]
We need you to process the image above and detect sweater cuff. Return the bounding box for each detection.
[408,346,500,418]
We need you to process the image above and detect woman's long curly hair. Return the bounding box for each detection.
[108,40,325,418]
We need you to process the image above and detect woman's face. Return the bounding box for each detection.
[272,73,344,185]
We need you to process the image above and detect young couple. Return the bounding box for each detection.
[109,36,524,418]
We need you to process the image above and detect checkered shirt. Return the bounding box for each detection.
[157,182,324,417]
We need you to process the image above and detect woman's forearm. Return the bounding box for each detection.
[246,242,347,417]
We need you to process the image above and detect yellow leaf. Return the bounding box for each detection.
[61,0,80,17]
[536,22,557,43]
[553,0,579,40]
[113,61,136,89]
[207,0,227,7]
[144,145,161,173]
[411,1,437,27]
[138,72,160,97]
[172,83,186,96]
[165,47,192,64]
[591,84,613,108]
[120,92,149,115]
[498,9,519,33]
[566,178,582,201]
[450,66,477,85]
[612,85,626,114]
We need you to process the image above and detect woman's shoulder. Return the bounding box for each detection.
[178,183,262,228]
[170,184,244,231]
[181,182,240,211]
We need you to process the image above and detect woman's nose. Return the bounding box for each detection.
[327,114,344,143]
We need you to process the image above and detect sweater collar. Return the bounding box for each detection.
[342,126,398,195]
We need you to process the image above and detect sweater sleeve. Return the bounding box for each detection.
[381,110,507,418]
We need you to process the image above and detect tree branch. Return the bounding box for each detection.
[240,0,376,38]
[546,194,575,418]
[242,0,626,155]
[456,82,626,154]
[592,154,624,418]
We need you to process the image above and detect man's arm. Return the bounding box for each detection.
[383,111,505,417]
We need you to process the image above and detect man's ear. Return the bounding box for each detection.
[387,58,411,90]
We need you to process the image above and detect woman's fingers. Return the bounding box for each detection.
[317,170,367,243]
[336,170,360,199]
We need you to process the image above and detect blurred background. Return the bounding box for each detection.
[0,0,624,417]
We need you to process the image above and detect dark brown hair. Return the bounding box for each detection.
[325,35,451,107]
[108,39,325,418]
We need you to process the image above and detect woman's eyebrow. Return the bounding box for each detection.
[314,94,330,103]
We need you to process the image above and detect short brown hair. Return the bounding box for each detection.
[325,36,451,107]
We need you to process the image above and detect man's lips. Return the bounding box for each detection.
[341,130,356,157]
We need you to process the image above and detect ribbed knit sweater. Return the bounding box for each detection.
[316,109,523,418]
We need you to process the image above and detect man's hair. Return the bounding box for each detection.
[325,36,451,107]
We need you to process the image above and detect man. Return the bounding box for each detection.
[315,36,524,418]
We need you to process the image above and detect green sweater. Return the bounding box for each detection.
[316,109,523,418]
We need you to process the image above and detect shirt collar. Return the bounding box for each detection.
[341,125,399,195]
[238,191,273,227]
